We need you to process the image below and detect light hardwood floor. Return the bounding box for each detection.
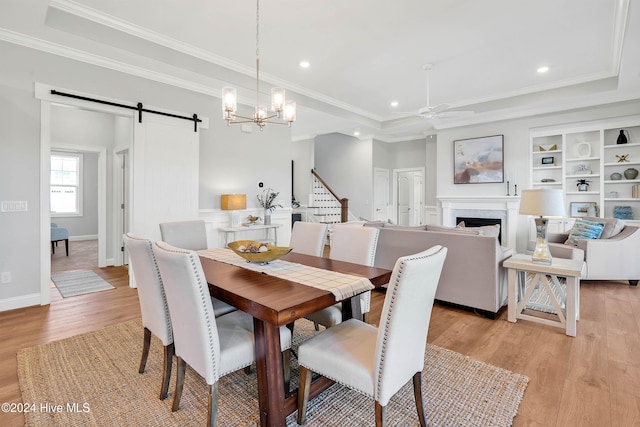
[1,265,639,426]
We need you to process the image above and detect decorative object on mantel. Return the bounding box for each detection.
[576,179,591,191]
[257,187,282,225]
[624,167,639,180]
[538,144,557,151]
[221,0,296,130]
[613,206,633,220]
[576,142,591,158]
[616,154,629,162]
[519,189,566,265]
[221,194,247,228]
[454,135,504,184]
[616,129,629,144]
[610,172,623,180]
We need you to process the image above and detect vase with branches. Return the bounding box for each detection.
[257,188,282,224]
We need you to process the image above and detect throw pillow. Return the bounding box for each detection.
[580,216,625,239]
[564,219,605,246]
[465,224,500,238]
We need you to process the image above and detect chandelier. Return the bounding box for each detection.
[222,0,296,130]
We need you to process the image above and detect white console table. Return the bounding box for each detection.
[218,224,282,247]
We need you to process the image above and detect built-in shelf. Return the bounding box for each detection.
[530,115,640,220]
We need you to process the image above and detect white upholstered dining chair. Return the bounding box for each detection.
[159,219,236,317]
[159,219,208,250]
[152,241,293,426]
[289,221,328,257]
[305,225,379,329]
[122,233,174,400]
[297,245,448,427]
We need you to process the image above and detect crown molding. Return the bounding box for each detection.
[47,0,384,122]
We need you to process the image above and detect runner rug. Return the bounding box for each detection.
[50,270,115,298]
[18,319,528,426]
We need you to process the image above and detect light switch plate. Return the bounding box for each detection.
[0,201,28,212]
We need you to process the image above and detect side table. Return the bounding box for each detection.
[504,253,584,337]
[218,224,282,247]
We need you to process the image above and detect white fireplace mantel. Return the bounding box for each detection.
[438,196,521,249]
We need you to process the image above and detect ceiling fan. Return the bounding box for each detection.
[398,63,474,120]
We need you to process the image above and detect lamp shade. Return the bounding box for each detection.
[519,189,565,217]
[221,194,246,210]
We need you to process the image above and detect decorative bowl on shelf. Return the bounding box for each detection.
[228,240,292,264]
[610,172,623,180]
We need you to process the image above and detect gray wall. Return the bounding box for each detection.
[0,39,292,306]
[314,133,373,220]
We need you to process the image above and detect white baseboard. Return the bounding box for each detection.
[69,235,98,241]
[0,293,43,312]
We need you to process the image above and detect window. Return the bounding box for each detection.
[50,153,82,216]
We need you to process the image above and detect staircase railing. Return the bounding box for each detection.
[310,169,349,223]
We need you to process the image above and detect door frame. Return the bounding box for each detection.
[392,167,425,225]
[37,83,134,305]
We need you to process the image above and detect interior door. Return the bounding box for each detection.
[130,114,199,244]
[396,169,424,226]
[397,173,411,226]
[373,168,390,221]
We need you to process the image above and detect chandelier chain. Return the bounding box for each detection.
[255,0,260,110]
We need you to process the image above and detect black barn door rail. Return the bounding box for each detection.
[50,89,202,132]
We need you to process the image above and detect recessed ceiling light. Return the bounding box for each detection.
[537,66,549,73]
[354,129,361,136]
[390,101,399,107]
[299,61,310,69]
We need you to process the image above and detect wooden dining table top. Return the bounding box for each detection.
[199,251,392,326]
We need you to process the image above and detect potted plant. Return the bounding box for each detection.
[576,179,591,192]
[257,188,282,225]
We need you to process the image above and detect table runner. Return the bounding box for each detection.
[198,248,373,301]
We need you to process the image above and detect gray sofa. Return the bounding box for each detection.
[368,224,513,318]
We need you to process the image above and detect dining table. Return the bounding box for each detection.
[198,249,392,427]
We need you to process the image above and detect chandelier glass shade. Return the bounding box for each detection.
[222,0,296,130]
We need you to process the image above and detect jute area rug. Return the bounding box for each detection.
[18,319,528,426]
[50,270,114,298]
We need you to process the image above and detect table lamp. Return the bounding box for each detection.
[519,189,565,265]
[221,194,246,228]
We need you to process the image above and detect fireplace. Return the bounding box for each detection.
[438,196,520,249]
[456,216,502,244]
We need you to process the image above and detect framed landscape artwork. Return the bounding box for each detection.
[454,135,504,184]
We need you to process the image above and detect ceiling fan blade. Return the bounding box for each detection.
[430,103,450,114]
[437,110,475,118]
